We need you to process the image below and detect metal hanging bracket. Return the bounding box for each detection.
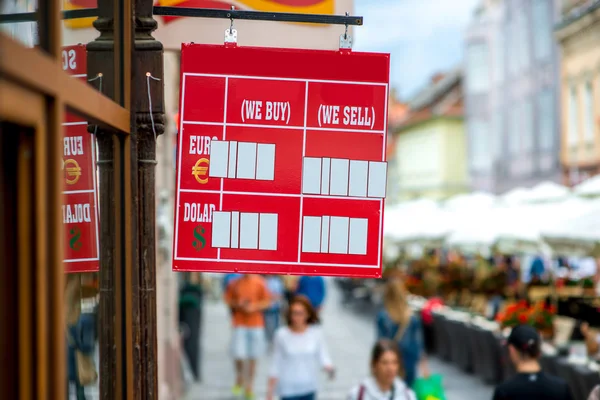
[339,12,352,50]
[225,6,238,43]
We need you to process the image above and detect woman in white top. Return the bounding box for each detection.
[347,340,416,400]
[266,295,334,400]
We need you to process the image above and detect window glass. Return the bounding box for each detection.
[538,89,555,151]
[492,110,503,158]
[0,0,37,47]
[466,43,490,94]
[584,81,595,142]
[509,105,521,155]
[516,10,530,71]
[568,86,580,146]
[494,29,504,84]
[470,119,492,171]
[532,0,552,61]
[522,98,534,152]
[506,20,518,76]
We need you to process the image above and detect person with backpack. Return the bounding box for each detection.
[347,339,416,400]
[376,280,429,388]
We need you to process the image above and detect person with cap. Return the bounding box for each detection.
[492,324,573,400]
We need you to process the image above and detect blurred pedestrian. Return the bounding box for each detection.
[224,274,271,400]
[376,280,428,388]
[347,339,416,400]
[589,385,600,400]
[65,274,98,400]
[580,322,600,360]
[266,295,334,400]
[283,275,298,307]
[492,324,572,400]
[223,272,242,292]
[264,274,284,345]
[295,275,326,316]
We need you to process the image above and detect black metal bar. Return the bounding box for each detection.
[0,6,363,26]
[0,8,98,23]
[153,6,363,26]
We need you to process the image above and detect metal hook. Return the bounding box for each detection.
[339,11,352,49]
[225,5,238,43]
[344,11,349,39]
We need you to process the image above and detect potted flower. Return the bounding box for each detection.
[529,302,556,340]
[496,301,556,340]
[404,275,423,296]
[581,278,596,297]
[496,301,530,329]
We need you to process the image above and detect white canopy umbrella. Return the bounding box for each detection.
[384,199,454,246]
[523,181,571,204]
[446,198,595,255]
[574,175,600,198]
[443,191,496,211]
[500,187,531,206]
[542,200,600,256]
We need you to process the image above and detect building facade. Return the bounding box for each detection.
[385,89,408,204]
[556,0,600,186]
[464,0,562,194]
[393,70,469,201]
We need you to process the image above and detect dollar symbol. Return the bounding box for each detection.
[69,227,82,251]
[192,225,206,251]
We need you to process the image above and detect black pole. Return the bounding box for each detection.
[153,6,362,25]
[0,7,363,26]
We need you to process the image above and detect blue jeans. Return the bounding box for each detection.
[281,393,316,400]
[264,308,280,342]
[67,312,97,399]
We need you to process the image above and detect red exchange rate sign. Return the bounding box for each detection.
[173,44,390,278]
[62,44,100,273]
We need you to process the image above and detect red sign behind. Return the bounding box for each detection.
[62,44,100,273]
[173,44,390,278]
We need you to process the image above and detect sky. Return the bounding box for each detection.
[353,0,481,100]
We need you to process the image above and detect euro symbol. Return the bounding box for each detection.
[63,158,81,185]
[192,158,209,184]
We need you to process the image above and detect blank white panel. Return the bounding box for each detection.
[228,141,238,179]
[209,140,228,178]
[231,211,240,249]
[330,159,349,196]
[349,218,368,255]
[320,216,330,253]
[259,213,278,250]
[240,213,259,249]
[321,158,331,195]
[237,142,257,179]
[256,143,276,181]
[368,161,388,198]
[302,216,321,253]
[302,157,321,194]
[329,216,349,254]
[211,211,231,248]
[349,160,368,197]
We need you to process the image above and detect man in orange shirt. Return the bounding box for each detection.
[224,274,271,400]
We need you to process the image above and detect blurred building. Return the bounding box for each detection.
[61,1,354,397]
[385,89,409,204]
[464,0,562,193]
[555,0,600,186]
[391,70,469,201]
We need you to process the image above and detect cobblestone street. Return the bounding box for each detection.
[185,279,495,400]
